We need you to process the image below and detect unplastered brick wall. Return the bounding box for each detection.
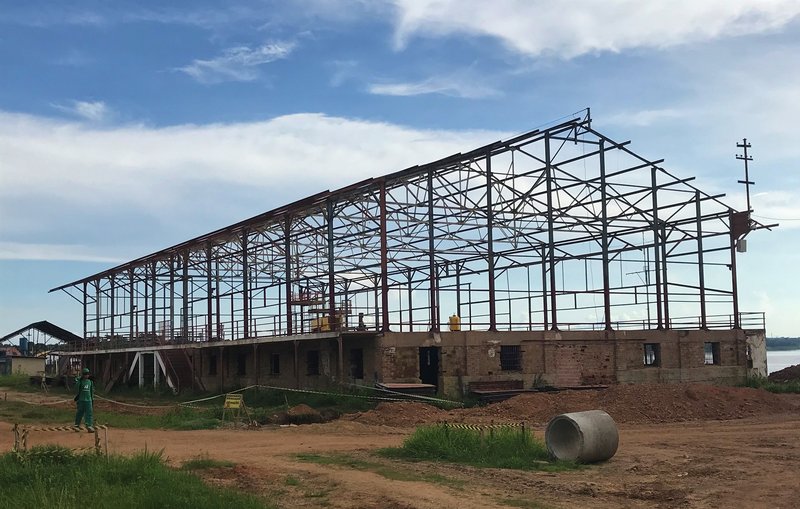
[522,342,545,373]
[545,341,615,385]
[381,345,418,381]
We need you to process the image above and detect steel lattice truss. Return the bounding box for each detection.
[51,113,771,348]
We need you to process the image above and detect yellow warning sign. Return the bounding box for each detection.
[223,393,243,409]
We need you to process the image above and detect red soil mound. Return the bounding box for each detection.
[458,384,794,425]
[768,364,800,382]
[346,384,796,427]
[345,401,449,427]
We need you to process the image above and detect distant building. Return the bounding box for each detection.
[0,353,45,376]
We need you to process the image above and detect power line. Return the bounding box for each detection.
[752,214,800,221]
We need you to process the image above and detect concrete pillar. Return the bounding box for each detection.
[293,340,300,389]
[338,336,344,383]
[253,343,259,385]
[138,353,144,388]
[218,346,224,392]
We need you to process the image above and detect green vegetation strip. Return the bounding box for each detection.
[0,400,219,430]
[0,446,273,509]
[743,376,800,394]
[295,453,465,488]
[379,424,579,472]
[766,337,800,351]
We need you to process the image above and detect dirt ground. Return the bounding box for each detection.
[2,388,800,509]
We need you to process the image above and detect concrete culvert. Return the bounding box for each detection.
[545,410,619,463]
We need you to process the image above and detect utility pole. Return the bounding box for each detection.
[736,139,754,212]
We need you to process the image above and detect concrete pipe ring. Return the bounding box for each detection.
[545,410,619,463]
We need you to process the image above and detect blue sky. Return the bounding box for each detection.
[1,0,799,337]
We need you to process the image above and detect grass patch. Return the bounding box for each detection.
[379,425,579,472]
[241,386,377,414]
[181,453,235,471]
[0,446,274,509]
[295,453,464,488]
[742,376,800,393]
[0,374,44,393]
[0,400,219,430]
[284,475,301,486]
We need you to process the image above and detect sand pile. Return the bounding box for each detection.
[346,384,796,427]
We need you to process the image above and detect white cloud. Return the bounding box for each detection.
[367,75,499,98]
[328,59,359,87]
[390,0,800,58]
[53,49,94,67]
[0,110,505,254]
[178,42,295,83]
[0,242,123,263]
[751,191,800,229]
[606,108,688,127]
[52,100,111,122]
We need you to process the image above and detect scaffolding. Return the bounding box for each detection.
[50,112,774,351]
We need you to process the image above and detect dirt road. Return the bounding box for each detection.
[2,412,799,509]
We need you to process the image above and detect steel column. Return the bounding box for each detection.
[544,133,558,329]
[326,200,336,331]
[110,276,115,340]
[284,217,293,335]
[651,167,664,329]
[143,265,149,337]
[695,192,707,329]
[82,282,88,342]
[150,262,157,338]
[242,232,250,338]
[379,180,390,332]
[730,229,741,329]
[427,169,438,331]
[128,269,135,341]
[660,225,670,328]
[182,251,189,341]
[169,255,175,341]
[206,245,213,340]
[541,248,548,330]
[486,153,497,331]
[599,140,612,330]
[407,270,413,331]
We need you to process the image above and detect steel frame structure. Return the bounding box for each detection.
[51,113,772,350]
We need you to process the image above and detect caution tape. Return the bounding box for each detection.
[249,384,409,403]
[21,425,108,432]
[5,397,75,406]
[354,384,464,408]
[93,394,177,409]
[5,383,461,412]
[27,446,98,454]
[437,422,522,431]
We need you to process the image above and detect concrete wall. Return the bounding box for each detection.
[744,330,768,378]
[9,357,46,376]
[195,336,378,391]
[379,329,753,397]
[76,327,757,395]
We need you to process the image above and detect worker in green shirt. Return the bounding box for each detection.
[73,367,95,431]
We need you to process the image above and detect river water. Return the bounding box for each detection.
[767,350,800,374]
